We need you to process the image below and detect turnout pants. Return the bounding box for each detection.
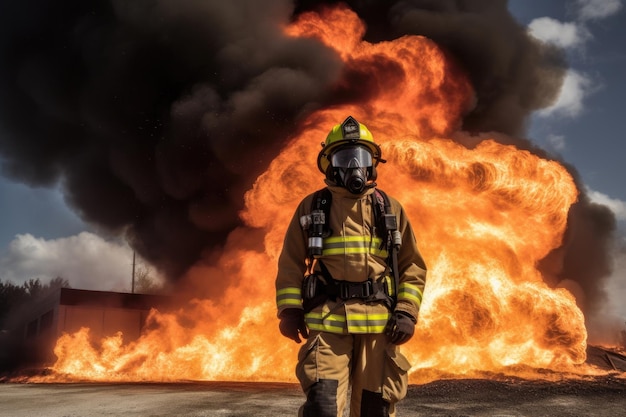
[296,331,411,417]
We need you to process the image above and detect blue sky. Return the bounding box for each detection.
[1,1,625,322]
[510,0,626,214]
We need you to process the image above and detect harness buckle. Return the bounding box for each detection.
[339,280,373,299]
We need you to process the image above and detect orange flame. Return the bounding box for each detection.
[39,5,600,384]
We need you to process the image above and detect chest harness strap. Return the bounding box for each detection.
[300,187,401,311]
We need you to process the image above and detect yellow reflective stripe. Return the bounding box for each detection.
[324,236,384,244]
[305,313,347,333]
[322,236,387,257]
[323,247,383,255]
[324,236,383,247]
[277,298,303,307]
[277,287,301,296]
[398,283,423,306]
[276,287,302,308]
[349,313,390,320]
[384,276,394,297]
[347,324,387,333]
[305,311,392,334]
[306,322,346,333]
[346,312,390,333]
[305,313,346,322]
[322,246,387,256]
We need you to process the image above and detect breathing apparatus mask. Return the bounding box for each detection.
[330,145,374,194]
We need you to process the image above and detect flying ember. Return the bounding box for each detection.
[43,4,591,384]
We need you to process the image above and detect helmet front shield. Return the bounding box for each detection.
[330,146,373,169]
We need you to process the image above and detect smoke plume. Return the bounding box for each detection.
[0,0,615,317]
[0,0,342,278]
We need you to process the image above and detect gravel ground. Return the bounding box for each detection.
[1,375,626,417]
[403,376,626,416]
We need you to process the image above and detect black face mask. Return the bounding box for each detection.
[339,165,368,194]
[330,146,373,194]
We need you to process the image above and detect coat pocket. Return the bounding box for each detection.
[295,334,320,392]
[381,346,412,403]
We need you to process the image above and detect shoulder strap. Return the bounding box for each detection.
[372,188,396,240]
[312,187,332,213]
[373,188,400,306]
[373,189,389,236]
[311,187,332,236]
[374,189,392,213]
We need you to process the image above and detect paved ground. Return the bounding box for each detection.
[1,376,626,417]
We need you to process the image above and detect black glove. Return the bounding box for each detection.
[279,308,309,343]
[385,311,416,345]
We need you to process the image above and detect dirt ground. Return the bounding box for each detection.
[1,375,626,417]
[1,346,625,417]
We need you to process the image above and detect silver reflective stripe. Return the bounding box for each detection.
[308,236,323,248]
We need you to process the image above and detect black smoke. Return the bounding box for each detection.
[0,0,343,278]
[0,0,615,316]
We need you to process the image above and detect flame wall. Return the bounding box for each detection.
[40,6,600,384]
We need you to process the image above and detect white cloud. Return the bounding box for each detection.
[537,69,593,118]
[527,1,621,120]
[0,232,143,292]
[586,188,626,221]
[577,0,623,20]
[528,17,590,48]
[546,134,566,151]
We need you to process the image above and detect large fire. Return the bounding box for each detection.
[38,5,600,384]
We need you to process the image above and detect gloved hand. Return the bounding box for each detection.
[385,311,416,345]
[278,308,309,343]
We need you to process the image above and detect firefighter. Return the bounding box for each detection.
[275,116,427,417]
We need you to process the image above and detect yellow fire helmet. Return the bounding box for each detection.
[317,116,384,174]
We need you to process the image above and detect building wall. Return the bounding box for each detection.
[57,305,150,342]
[5,288,171,370]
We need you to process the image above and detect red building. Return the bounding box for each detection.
[2,288,172,372]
